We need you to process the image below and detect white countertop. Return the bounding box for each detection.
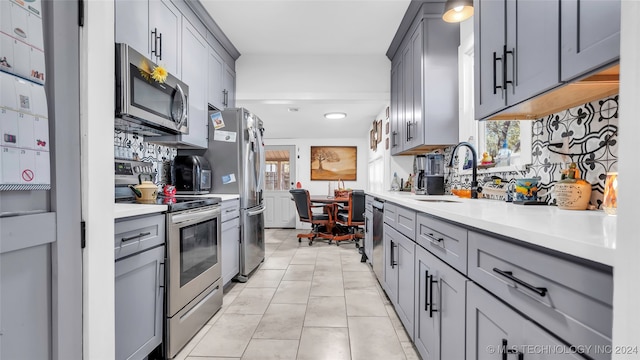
[114,203,168,219]
[175,193,240,201]
[114,194,240,219]
[369,191,616,267]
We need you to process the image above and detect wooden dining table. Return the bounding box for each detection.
[309,196,349,235]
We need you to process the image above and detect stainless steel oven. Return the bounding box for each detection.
[166,204,222,358]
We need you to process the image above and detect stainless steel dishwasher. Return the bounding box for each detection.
[372,199,384,282]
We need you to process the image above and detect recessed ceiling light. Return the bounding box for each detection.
[288,107,299,112]
[324,112,347,120]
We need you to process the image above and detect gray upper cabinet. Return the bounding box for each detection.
[208,47,225,110]
[560,0,620,81]
[414,245,467,360]
[388,3,459,154]
[115,0,181,77]
[474,0,560,119]
[390,59,402,154]
[223,63,236,108]
[173,19,208,148]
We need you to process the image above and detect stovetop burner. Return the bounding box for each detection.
[115,195,221,212]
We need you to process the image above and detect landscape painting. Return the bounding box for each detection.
[310,146,357,181]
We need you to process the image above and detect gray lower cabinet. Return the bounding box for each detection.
[115,246,165,360]
[560,0,620,81]
[115,213,165,360]
[221,199,240,285]
[383,223,415,339]
[467,231,613,360]
[414,244,467,360]
[467,282,583,360]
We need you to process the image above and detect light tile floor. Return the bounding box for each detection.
[175,228,420,360]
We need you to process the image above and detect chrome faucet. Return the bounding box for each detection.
[448,142,478,199]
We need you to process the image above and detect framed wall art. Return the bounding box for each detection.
[376,120,383,143]
[310,146,357,180]
[370,129,377,151]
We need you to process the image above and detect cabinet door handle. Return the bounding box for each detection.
[158,262,165,289]
[493,268,547,297]
[429,273,438,318]
[493,51,503,95]
[504,46,513,91]
[424,270,429,312]
[158,32,163,60]
[121,231,151,242]
[151,28,159,57]
[390,240,397,269]
[502,339,524,360]
[392,131,398,147]
[406,121,412,141]
[426,232,444,243]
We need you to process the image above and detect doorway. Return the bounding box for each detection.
[264,145,296,228]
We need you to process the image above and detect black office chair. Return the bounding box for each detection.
[333,190,365,248]
[290,189,334,246]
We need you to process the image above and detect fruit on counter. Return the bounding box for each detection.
[451,188,471,198]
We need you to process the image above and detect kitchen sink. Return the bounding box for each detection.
[416,199,461,203]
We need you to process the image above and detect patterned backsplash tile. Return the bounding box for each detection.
[114,130,177,184]
[447,95,619,208]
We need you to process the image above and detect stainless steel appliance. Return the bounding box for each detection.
[115,43,189,136]
[182,108,266,281]
[172,155,212,194]
[372,199,384,282]
[114,159,223,358]
[415,154,445,195]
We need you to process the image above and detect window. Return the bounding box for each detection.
[458,29,531,172]
[265,150,291,191]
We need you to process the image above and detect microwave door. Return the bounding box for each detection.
[171,83,188,130]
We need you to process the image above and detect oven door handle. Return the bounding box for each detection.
[171,208,220,224]
[246,205,266,216]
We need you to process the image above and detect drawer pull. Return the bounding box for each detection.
[493,268,547,297]
[502,339,524,360]
[225,209,236,213]
[426,232,444,242]
[121,232,151,242]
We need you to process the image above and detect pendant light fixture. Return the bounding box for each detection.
[442,0,474,23]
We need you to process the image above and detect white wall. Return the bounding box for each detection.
[612,1,640,356]
[80,1,115,358]
[266,137,368,229]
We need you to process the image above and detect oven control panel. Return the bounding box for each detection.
[115,159,155,185]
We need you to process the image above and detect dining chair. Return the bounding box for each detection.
[333,190,365,247]
[289,189,334,245]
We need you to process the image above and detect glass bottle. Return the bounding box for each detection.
[391,172,400,191]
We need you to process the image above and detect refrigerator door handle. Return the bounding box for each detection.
[247,205,266,216]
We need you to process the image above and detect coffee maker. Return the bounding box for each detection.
[415,154,445,195]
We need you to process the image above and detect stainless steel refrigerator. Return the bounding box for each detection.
[195,108,265,281]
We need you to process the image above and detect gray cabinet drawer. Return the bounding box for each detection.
[468,231,612,358]
[365,195,373,210]
[115,214,165,260]
[416,213,468,274]
[383,202,397,227]
[221,199,240,222]
[395,206,416,240]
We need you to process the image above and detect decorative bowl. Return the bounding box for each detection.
[514,178,539,201]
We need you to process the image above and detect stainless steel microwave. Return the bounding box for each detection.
[115,43,189,136]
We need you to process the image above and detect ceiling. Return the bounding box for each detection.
[200,0,411,139]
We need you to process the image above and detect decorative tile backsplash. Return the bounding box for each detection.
[114,130,177,183]
[447,95,619,208]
